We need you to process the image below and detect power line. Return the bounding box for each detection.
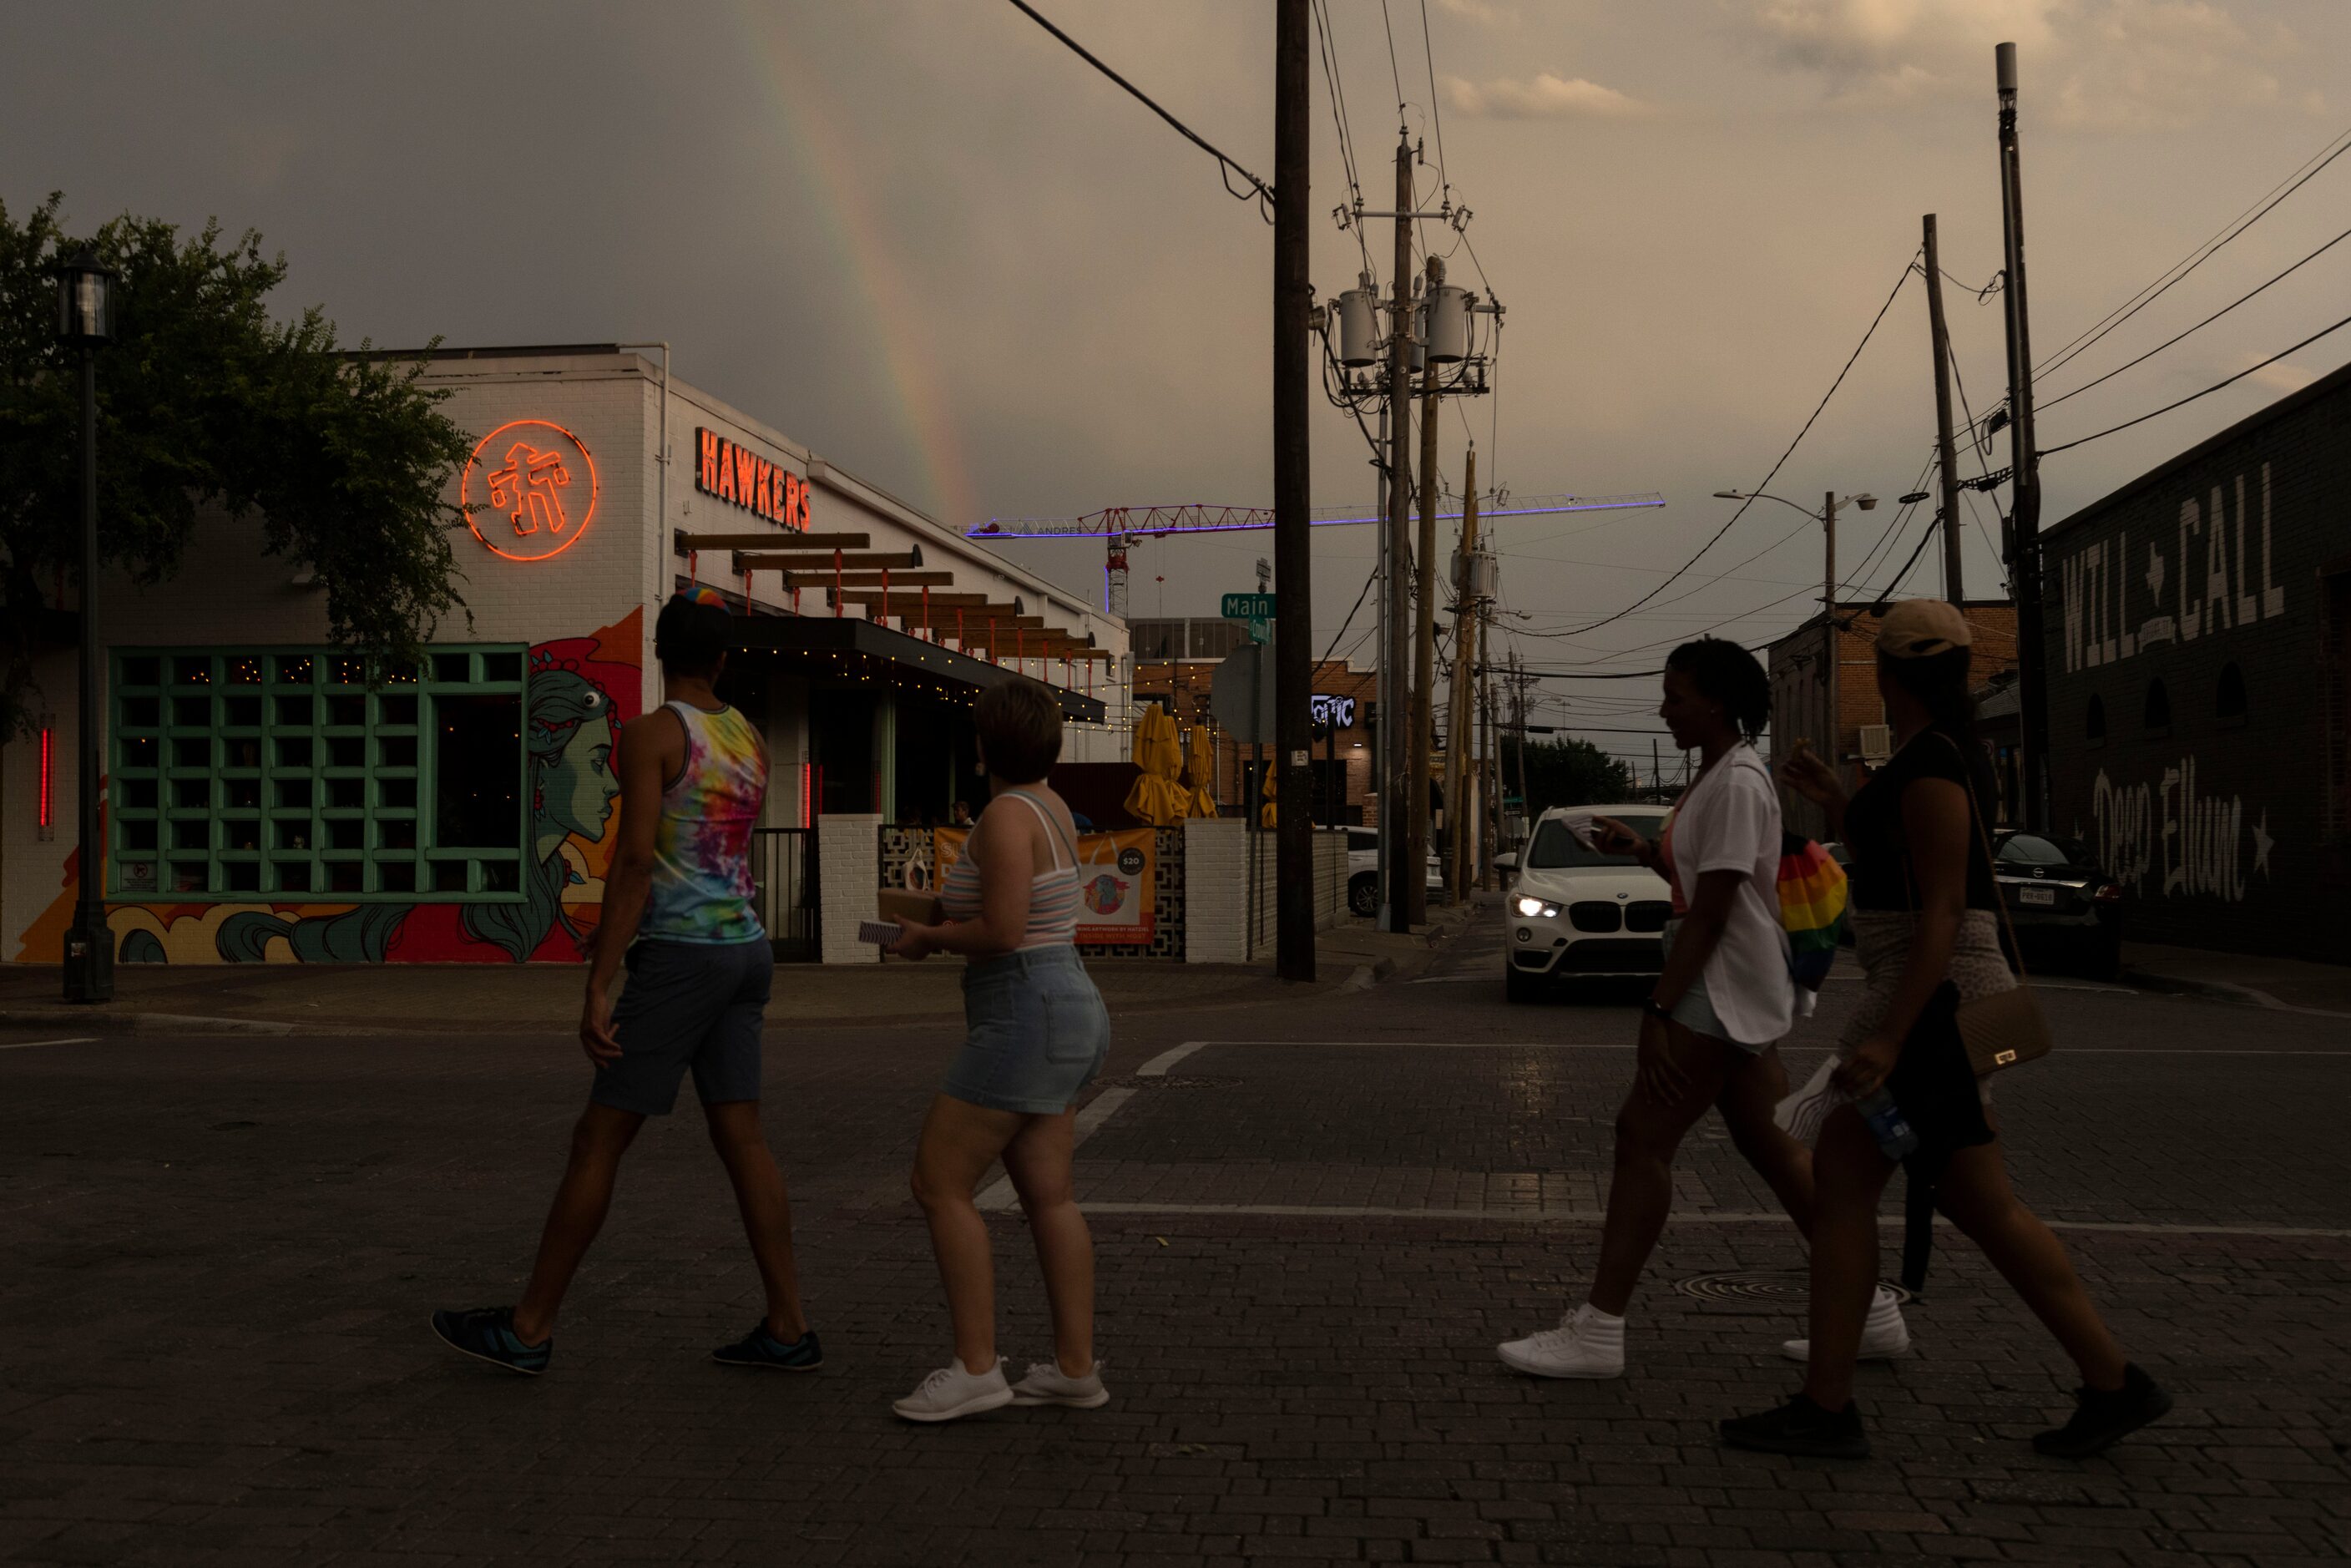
[1545,250,1917,639]
[1378,0,1407,119]
[1004,0,1275,219]
[1312,0,1373,275]
[2041,308,2351,458]
[2031,120,2351,386]
[1418,0,1449,199]
[2040,219,2351,415]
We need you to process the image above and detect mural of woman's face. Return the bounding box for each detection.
[544,712,620,842]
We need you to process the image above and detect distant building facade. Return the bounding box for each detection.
[1129,626,1379,825]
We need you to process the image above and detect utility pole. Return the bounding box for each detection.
[1443,445,1479,901]
[1478,595,1496,889]
[1381,127,1416,930]
[1823,491,1840,783]
[1510,649,1531,836]
[1924,214,1966,606]
[1272,0,1314,980]
[1995,40,2049,831]
[1408,254,1443,924]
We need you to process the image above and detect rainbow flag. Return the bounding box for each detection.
[1777,832,1848,991]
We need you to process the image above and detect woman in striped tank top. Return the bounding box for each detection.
[885,680,1113,1423]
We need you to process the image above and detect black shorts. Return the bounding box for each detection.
[589,938,772,1115]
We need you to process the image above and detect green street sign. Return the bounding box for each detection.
[1221,592,1275,643]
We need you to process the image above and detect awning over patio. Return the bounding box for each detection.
[726,611,1109,724]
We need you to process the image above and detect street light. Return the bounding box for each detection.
[57,245,116,1004]
[1711,487,1878,807]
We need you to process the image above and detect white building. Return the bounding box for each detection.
[3,345,1128,966]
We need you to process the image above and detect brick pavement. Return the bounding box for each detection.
[3,913,2348,1565]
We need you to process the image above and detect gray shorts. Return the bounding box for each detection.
[943,946,1110,1115]
[590,938,771,1116]
[1661,918,1769,1054]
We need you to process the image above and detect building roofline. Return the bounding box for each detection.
[2042,356,2351,545]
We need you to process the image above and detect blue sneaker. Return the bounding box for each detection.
[710,1323,823,1371]
[431,1307,550,1375]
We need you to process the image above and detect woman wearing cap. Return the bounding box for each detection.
[1726,599,2170,1461]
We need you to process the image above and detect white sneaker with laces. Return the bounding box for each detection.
[892,1358,1015,1423]
[1496,1302,1625,1378]
[1009,1360,1110,1409]
[1780,1285,1913,1363]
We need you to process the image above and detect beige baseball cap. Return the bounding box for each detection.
[1875,598,1974,659]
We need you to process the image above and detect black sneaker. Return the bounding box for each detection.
[710,1323,823,1371]
[430,1307,551,1375]
[2033,1363,2172,1458]
[1721,1393,1872,1459]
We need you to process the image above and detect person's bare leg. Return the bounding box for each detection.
[1800,1107,1897,1410]
[513,1103,645,1343]
[1716,1044,1816,1237]
[1935,1139,2127,1391]
[908,1094,1025,1373]
[1586,1022,1732,1316]
[1001,1109,1094,1376]
[702,1099,809,1340]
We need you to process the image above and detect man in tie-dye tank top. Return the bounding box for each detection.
[433,594,820,1377]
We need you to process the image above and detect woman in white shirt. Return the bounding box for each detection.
[1497,638,1909,1377]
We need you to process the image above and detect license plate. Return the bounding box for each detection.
[2018,887,2056,907]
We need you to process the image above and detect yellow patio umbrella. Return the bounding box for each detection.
[1123,704,1191,826]
[1180,726,1220,817]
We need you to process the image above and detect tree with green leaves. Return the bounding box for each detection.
[1519,735,1636,816]
[0,194,473,736]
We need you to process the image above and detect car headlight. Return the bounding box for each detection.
[1514,896,1561,918]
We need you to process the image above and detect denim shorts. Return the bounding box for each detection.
[1661,918,1768,1055]
[942,946,1111,1115]
[590,938,771,1115]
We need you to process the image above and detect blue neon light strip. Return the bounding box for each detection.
[965,497,1665,540]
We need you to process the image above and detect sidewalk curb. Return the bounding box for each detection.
[2118,969,2351,1018]
[0,1007,296,1037]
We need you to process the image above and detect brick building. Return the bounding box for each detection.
[1130,631,1379,824]
[2037,359,2351,964]
[3,346,1126,966]
[1766,599,2020,838]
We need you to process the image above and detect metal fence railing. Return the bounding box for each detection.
[752,827,819,963]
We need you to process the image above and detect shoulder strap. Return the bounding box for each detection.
[1003,788,1080,870]
[1914,731,2033,987]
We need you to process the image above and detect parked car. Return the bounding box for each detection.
[1345,829,1444,918]
[1991,830,2124,980]
[1504,804,1673,1002]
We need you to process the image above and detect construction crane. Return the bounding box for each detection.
[967,493,1666,616]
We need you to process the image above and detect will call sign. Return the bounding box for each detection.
[695,427,809,530]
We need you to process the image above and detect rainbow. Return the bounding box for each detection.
[730,6,980,529]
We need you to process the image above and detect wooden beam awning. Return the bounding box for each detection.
[721,609,1107,721]
[676,529,871,553]
[738,549,923,573]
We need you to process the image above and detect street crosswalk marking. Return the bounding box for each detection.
[0,1036,98,1051]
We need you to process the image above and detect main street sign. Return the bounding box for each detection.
[1221,591,1275,642]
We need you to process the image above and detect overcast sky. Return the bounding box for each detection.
[9,1,2350,768]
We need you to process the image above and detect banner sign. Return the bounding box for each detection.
[933,826,1155,945]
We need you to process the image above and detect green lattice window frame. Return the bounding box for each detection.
[109,645,530,902]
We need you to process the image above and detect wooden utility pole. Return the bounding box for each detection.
[1823,491,1840,779]
[1381,129,1415,930]
[1443,445,1479,900]
[1924,214,1965,605]
[1272,0,1314,980]
[1408,254,1443,923]
[1995,40,2050,830]
[1478,595,1496,889]
[1509,648,1531,838]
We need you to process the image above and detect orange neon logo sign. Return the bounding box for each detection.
[460,419,599,562]
[695,427,808,530]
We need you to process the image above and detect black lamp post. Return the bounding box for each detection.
[58,245,116,1004]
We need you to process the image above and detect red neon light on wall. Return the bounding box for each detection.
[800,761,812,829]
[459,419,599,563]
[38,725,53,828]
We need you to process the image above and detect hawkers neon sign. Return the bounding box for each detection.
[461,420,599,563]
[697,427,809,531]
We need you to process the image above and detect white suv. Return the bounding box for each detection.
[1346,829,1444,918]
[1504,803,1673,1002]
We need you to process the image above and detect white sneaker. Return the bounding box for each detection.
[892,1358,1016,1423]
[1780,1285,1913,1363]
[1497,1303,1625,1378]
[1009,1359,1110,1409]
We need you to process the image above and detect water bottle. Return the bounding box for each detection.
[1853,1087,1919,1161]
